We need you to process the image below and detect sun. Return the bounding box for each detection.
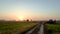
[19,16,24,21]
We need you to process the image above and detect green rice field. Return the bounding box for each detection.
[46,22,60,34]
[0,21,38,34]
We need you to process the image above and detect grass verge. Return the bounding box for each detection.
[45,22,60,34]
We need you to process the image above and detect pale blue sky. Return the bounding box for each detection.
[0,0,60,20]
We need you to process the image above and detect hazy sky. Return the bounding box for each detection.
[0,0,60,20]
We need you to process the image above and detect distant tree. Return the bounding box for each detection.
[26,19,29,22]
[54,20,56,24]
[47,19,57,24]
[49,19,54,24]
[31,19,32,21]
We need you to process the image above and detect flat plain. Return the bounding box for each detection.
[0,21,38,34]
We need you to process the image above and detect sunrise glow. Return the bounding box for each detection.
[0,0,60,20]
[18,16,24,21]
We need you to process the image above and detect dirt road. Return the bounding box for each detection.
[25,22,44,34]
